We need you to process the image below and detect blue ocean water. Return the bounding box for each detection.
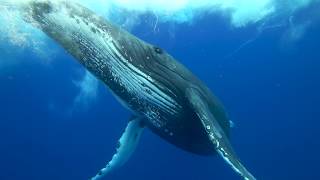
[0,2,320,180]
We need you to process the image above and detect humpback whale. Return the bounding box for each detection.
[9,1,256,180]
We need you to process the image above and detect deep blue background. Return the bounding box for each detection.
[0,5,320,180]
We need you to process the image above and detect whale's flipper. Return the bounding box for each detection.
[186,88,256,180]
[91,116,145,180]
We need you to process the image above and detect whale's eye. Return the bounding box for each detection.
[154,46,163,54]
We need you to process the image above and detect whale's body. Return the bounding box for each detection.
[13,1,256,180]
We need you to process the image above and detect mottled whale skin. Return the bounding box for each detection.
[16,1,255,180]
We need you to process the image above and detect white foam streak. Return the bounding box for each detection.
[73,71,99,109]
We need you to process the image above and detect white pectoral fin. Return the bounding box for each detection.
[186,88,256,180]
[91,116,145,180]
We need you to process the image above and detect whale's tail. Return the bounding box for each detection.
[186,87,256,180]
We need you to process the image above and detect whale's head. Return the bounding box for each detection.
[19,1,120,62]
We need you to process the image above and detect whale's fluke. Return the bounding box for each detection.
[186,88,256,180]
[91,116,145,180]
